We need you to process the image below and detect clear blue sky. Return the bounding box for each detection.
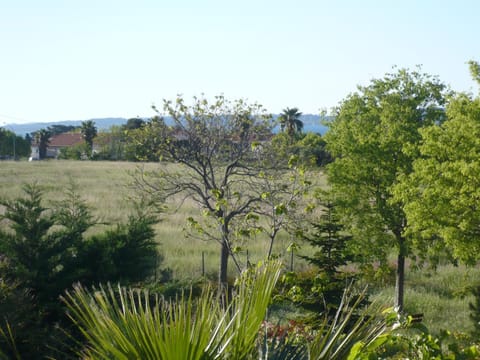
[1,0,479,124]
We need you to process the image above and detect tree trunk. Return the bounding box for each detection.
[219,237,229,289]
[395,237,406,312]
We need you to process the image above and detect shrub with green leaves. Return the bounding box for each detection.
[0,182,162,358]
[372,314,480,359]
[80,212,159,284]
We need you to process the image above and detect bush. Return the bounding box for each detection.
[0,182,163,358]
[81,213,160,284]
[58,143,87,159]
[270,132,332,167]
[0,276,42,359]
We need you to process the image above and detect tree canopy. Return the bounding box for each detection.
[396,91,480,265]
[0,128,30,159]
[324,67,448,310]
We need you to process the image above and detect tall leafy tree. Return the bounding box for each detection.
[468,60,480,86]
[278,107,303,142]
[396,67,480,266]
[324,67,448,311]
[81,120,97,157]
[0,128,30,159]
[47,124,76,135]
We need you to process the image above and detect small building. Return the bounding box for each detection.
[30,133,84,160]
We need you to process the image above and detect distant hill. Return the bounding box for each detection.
[5,118,128,137]
[5,115,329,137]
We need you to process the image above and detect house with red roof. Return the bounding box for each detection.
[30,133,84,160]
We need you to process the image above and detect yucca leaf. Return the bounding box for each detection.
[63,261,283,360]
[308,285,392,360]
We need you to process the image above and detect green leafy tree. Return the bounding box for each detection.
[271,132,331,168]
[468,60,480,86]
[0,128,30,159]
[296,132,331,167]
[58,142,87,160]
[324,67,448,311]
[395,63,480,268]
[123,117,145,130]
[81,120,97,157]
[124,116,166,161]
[13,134,31,158]
[47,124,77,135]
[90,127,126,160]
[395,95,480,265]
[278,107,304,143]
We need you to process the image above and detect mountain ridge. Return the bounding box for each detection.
[5,115,329,136]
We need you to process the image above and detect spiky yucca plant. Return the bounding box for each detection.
[63,261,282,360]
[0,323,20,360]
[308,286,394,360]
[63,262,394,359]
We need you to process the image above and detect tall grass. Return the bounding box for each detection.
[370,263,480,334]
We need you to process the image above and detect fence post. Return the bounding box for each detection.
[290,250,294,272]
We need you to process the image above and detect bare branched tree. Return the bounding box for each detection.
[132,95,305,289]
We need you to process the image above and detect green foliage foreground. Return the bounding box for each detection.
[0,182,161,358]
[60,261,480,359]
[62,261,403,360]
[63,261,282,359]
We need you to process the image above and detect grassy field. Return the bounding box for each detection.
[0,160,477,335]
[0,160,307,280]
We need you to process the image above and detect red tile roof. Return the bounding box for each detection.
[48,133,83,147]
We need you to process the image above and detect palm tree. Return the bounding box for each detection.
[81,120,97,157]
[35,128,51,160]
[278,107,303,141]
